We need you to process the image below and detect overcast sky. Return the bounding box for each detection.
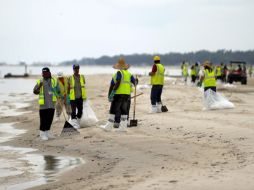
[0,0,253,63]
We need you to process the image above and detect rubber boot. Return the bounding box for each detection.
[156,102,162,113]
[113,122,120,128]
[40,131,48,141]
[150,105,158,113]
[117,115,128,132]
[45,130,55,139]
[77,118,81,125]
[100,114,114,131]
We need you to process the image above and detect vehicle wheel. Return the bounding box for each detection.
[241,78,247,85]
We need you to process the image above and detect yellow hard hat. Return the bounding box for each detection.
[153,56,160,61]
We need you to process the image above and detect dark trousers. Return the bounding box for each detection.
[216,76,222,80]
[204,87,216,92]
[110,95,130,123]
[115,98,131,123]
[39,109,55,131]
[191,75,196,83]
[70,98,83,119]
[150,85,163,105]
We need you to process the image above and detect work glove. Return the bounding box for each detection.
[66,94,70,104]
[108,90,115,102]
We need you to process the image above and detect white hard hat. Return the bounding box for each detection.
[57,71,63,77]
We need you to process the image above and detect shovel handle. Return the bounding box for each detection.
[131,92,143,99]
[133,75,137,120]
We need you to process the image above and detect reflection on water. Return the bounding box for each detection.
[44,155,59,171]
[0,123,84,190]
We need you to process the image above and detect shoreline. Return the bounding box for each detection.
[1,75,254,189]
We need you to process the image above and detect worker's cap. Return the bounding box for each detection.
[57,71,63,77]
[153,56,160,61]
[42,67,50,73]
[203,61,211,68]
[73,64,80,69]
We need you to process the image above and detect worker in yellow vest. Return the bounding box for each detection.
[68,64,87,128]
[249,64,253,77]
[102,58,137,132]
[181,61,188,84]
[190,65,197,83]
[55,71,72,119]
[199,61,217,92]
[33,67,60,140]
[215,65,222,81]
[149,56,165,113]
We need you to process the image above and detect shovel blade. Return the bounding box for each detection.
[129,119,138,127]
[161,105,168,112]
[60,121,80,136]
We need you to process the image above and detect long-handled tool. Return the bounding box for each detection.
[58,99,80,136]
[129,75,138,127]
[131,92,143,99]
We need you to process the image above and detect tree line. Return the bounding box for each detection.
[59,50,254,66]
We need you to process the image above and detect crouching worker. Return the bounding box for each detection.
[102,58,137,132]
[33,67,60,140]
[55,71,72,119]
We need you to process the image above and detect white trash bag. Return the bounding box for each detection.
[203,89,234,110]
[80,100,98,127]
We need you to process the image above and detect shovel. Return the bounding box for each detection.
[161,104,168,112]
[129,76,138,127]
[58,99,80,136]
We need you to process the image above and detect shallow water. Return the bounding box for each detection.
[0,124,84,190]
[0,78,84,189]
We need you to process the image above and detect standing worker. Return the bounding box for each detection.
[199,61,217,92]
[181,61,188,84]
[149,56,165,113]
[248,65,253,78]
[55,71,71,119]
[215,64,222,81]
[190,65,197,84]
[195,62,200,81]
[102,58,137,131]
[33,67,60,140]
[68,64,87,127]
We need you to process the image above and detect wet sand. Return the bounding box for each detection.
[1,74,254,190]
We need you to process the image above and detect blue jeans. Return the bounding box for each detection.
[150,85,163,105]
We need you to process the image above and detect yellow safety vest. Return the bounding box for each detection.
[151,64,165,85]
[204,69,216,88]
[182,65,188,77]
[36,78,57,105]
[57,77,68,96]
[69,75,87,100]
[216,67,222,77]
[113,70,132,95]
[191,68,196,76]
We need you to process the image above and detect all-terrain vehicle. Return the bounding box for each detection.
[227,61,247,85]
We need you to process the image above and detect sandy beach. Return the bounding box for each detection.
[1,74,254,190]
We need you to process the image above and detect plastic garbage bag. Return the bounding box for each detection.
[80,100,98,127]
[203,89,234,110]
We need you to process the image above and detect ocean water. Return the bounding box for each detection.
[0,65,182,77]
